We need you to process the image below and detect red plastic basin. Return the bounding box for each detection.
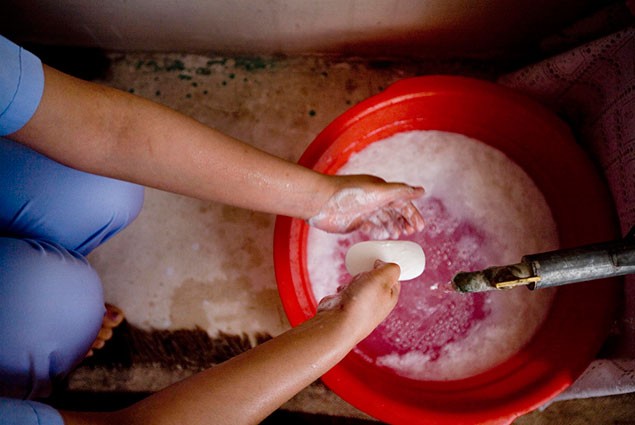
[273,76,620,424]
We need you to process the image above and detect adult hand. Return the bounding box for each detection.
[317,260,401,341]
[308,175,425,239]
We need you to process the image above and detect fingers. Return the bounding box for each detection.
[349,261,401,329]
[401,199,425,232]
[361,200,425,240]
[348,178,424,239]
[379,184,425,232]
[350,260,401,306]
[317,293,341,312]
[317,261,401,317]
[372,260,401,294]
[385,182,425,203]
[373,181,424,209]
[308,173,425,239]
[374,259,396,272]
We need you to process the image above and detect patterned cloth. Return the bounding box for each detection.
[499,26,635,401]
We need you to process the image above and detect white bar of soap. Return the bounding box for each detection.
[345,240,426,281]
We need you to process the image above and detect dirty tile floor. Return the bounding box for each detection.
[49,51,635,423]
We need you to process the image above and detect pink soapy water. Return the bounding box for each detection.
[333,197,494,363]
[307,131,558,380]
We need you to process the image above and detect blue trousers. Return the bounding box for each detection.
[0,138,144,399]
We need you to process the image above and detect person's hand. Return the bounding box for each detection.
[308,175,425,239]
[317,260,401,341]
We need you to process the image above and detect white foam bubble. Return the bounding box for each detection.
[307,130,559,381]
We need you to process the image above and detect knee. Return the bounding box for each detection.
[74,176,144,254]
[0,137,144,255]
[0,238,104,399]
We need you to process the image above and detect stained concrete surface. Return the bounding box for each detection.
[45,51,635,423]
[87,52,505,341]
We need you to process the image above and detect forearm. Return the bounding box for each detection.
[60,264,401,425]
[62,311,361,425]
[10,65,332,219]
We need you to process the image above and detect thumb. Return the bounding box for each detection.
[374,259,386,269]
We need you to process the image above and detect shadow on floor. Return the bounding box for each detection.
[47,391,380,424]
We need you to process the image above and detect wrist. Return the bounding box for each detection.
[311,305,369,346]
[302,173,339,220]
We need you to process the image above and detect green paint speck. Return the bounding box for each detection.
[229,73,236,79]
[145,60,160,71]
[137,59,186,73]
[166,60,185,71]
[234,57,271,71]
[196,67,211,75]
[207,58,227,66]
[178,74,192,80]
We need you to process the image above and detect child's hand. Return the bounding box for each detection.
[308,175,425,239]
[317,260,401,341]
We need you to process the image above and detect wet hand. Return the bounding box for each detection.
[308,175,425,239]
[317,261,401,340]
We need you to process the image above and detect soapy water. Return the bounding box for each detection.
[307,130,559,381]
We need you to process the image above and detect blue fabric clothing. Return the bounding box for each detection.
[0,33,145,422]
[0,138,145,256]
[0,140,144,401]
[0,397,64,425]
[0,35,44,136]
[0,237,106,400]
